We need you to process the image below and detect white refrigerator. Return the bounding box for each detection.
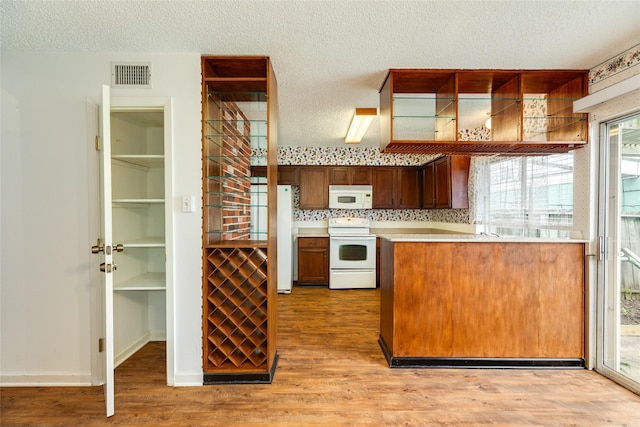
[277,185,293,293]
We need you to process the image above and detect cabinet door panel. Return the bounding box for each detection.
[297,237,329,284]
[298,248,328,283]
[450,156,470,209]
[329,166,372,185]
[329,167,349,185]
[372,167,396,208]
[434,158,451,208]
[351,167,372,185]
[423,162,436,209]
[299,167,328,209]
[398,167,422,209]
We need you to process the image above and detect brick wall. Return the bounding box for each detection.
[221,103,252,240]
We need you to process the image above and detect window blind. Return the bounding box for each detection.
[475,153,574,238]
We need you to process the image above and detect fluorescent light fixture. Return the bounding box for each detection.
[345,108,377,144]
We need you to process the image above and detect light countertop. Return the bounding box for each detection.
[296,227,461,238]
[371,227,465,235]
[296,228,329,238]
[295,225,587,243]
[377,233,587,243]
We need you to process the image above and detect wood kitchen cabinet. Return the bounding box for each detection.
[372,166,421,209]
[278,165,299,185]
[379,69,589,155]
[422,161,436,209]
[372,167,397,208]
[434,156,470,209]
[329,166,372,185]
[421,156,470,209]
[290,163,465,210]
[299,167,328,209]
[297,237,329,285]
[397,167,422,209]
[434,158,452,208]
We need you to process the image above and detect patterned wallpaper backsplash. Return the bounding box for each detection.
[285,185,471,223]
[276,146,471,224]
[277,146,438,166]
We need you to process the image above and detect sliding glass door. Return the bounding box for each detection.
[598,112,640,392]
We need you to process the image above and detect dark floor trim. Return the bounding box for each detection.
[378,336,584,369]
[203,353,279,384]
[378,334,394,365]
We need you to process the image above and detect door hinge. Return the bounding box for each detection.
[98,338,104,353]
[95,135,101,151]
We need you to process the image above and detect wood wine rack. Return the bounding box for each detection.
[204,247,268,371]
[201,56,278,383]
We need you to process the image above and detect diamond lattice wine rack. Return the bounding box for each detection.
[204,247,268,369]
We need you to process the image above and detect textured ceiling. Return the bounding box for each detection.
[2,0,640,148]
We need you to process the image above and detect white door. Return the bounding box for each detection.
[95,84,115,417]
[90,89,174,416]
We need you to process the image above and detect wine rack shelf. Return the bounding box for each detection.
[204,247,268,370]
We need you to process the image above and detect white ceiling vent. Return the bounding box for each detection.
[111,62,152,88]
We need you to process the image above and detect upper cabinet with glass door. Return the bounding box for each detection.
[379,69,589,155]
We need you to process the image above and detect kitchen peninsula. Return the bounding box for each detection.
[377,233,586,368]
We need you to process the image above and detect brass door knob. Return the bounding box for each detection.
[99,263,117,273]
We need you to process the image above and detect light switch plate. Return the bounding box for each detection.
[182,195,196,213]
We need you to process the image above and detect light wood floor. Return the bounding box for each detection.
[2,286,640,426]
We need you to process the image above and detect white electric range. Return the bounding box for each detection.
[327,218,376,289]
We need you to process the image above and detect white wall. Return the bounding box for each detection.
[0,52,203,385]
